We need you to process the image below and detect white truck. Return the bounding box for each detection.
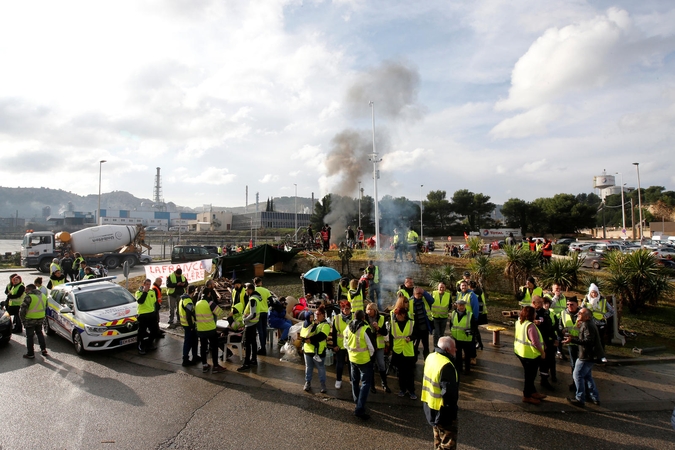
[21,224,151,273]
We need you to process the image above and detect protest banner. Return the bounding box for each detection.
[144,259,213,286]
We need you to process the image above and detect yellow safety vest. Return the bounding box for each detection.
[545,293,566,317]
[367,314,385,349]
[478,291,488,315]
[256,286,271,312]
[450,311,472,342]
[345,324,370,364]
[50,262,61,274]
[194,300,217,332]
[518,286,543,307]
[431,291,451,319]
[333,314,351,350]
[230,303,244,331]
[391,319,414,357]
[135,289,157,315]
[406,230,418,244]
[166,273,186,295]
[25,293,46,320]
[50,277,66,288]
[179,296,194,327]
[582,296,608,322]
[348,290,364,312]
[560,309,579,346]
[421,352,457,411]
[73,257,84,270]
[243,298,259,325]
[7,283,25,307]
[301,321,330,354]
[514,320,543,359]
[456,292,474,317]
[366,266,379,284]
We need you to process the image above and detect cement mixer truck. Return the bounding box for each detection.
[21,224,152,273]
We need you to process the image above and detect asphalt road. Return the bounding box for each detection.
[1,333,674,450]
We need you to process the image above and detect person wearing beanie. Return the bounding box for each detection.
[166,268,187,327]
[581,283,614,357]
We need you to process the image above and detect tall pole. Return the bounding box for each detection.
[420,184,424,242]
[369,101,382,251]
[633,163,643,244]
[294,183,298,241]
[616,172,626,240]
[630,198,635,239]
[98,160,107,225]
[358,181,362,229]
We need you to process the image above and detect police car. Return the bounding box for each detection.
[44,277,139,355]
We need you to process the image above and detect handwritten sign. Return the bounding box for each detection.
[144,259,213,286]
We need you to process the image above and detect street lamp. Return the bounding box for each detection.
[294,183,298,241]
[369,101,382,251]
[420,184,424,242]
[616,172,626,240]
[633,163,643,244]
[98,160,107,225]
[358,181,362,229]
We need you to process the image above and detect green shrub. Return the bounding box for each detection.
[552,244,569,256]
[426,265,457,288]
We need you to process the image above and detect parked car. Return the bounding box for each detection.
[556,238,576,246]
[569,242,594,252]
[44,277,139,355]
[171,245,219,264]
[653,248,675,259]
[657,258,675,275]
[139,254,153,264]
[421,240,435,252]
[591,243,623,254]
[580,252,605,270]
[202,245,220,255]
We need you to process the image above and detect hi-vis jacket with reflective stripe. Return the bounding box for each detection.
[421,352,457,411]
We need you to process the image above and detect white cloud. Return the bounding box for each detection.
[259,174,279,183]
[490,105,563,139]
[380,147,434,172]
[181,167,236,185]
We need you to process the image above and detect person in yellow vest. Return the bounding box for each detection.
[366,303,391,394]
[544,283,567,360]
[392,228,404,262]
[50,258,62,275]
[449,299,473,376]
[166,268,188,327]
[135,279,160,355]
[253,276,271,356]
[468,281,487,352]
[431,282,452,348]
[455,271,471,293]
[581,283,614,355]
[514,306,547,405]
[300,305,330,393]
[82,267,96,279]
[541,297,559,385]
[422,336,459,450]
[72,253,85,276]
[179,285,199,366]
[397,277,415,300]
[34,277,48,297]
[194,288,226,374]
[347,278,366,313]
[456,281,479,365]
[558,297,581,392]
[237,283,260,372]
[331,300,353,389]
[516,276,543,307]
[19,284,48,359]
[229,278,246,312]
[406,227,420,263]
[411,287,435,361]
[337,277,350,300]
[390,306,416,399]
[4,274,25,334]
[47,269,67,290]
[344,309,375,420]
[365,260,381,309]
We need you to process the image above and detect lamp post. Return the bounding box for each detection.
[294,183,298,241]
[633,163,643,244]
[358,181,362,229]
[615,172,626,240]
[420,184,424,242]
[98,160,107,225]
[369,101,382,251]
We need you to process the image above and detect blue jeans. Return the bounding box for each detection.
[573,359,599,404]
[304,353,326,385]
[182,326,198,362]
[350,360,373,416]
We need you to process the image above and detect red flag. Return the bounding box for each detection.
[463,231,468,240]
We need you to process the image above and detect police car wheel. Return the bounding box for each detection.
[44,317,55,336]
[73,332,86,355]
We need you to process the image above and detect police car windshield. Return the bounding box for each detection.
[75,286,136,312]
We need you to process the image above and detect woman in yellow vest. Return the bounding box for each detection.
[300,305,330,393]
[366,303,392,394]
[389,307,417,400]
[514,306,547,405]
[5,274,26,334]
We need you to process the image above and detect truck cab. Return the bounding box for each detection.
[21,231,57,273]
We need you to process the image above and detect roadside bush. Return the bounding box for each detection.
[426,265,457,288]
[468,255,495,290]
[503,245,541,295]
[538,253,584,291]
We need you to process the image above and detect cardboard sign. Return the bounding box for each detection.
[144,259,213,286]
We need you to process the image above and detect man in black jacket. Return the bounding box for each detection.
[532,296,556,390]
[422,336,459,450]
[564,308,605,407]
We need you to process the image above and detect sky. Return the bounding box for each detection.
[1,0,674,210]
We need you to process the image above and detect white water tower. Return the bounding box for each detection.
[593,171,615,200]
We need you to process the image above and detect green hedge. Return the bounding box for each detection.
[552,244,569,256]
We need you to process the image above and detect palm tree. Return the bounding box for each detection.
[538,253,584,292]
[426,265,457,288]
[468,255,495,290]
[503,245,541,294]
[603,249,674,313]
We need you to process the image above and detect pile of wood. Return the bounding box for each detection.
[210,277,235,306]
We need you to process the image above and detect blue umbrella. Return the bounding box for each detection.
[303,266,341,282]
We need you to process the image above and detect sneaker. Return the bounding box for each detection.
[23,354,35,359]
[382,385,392,394]
[320,384,327,394]
[398,391,406,397]
[566,397,585,407]
[591,398,601,406]
[409,392,418,400]
[600,357,608,363]
[202,364,211,373]
[236,365,251,372]
[335,380,342,389]
[303,382,311,392]
[138,348,147,355]
[41,349,49,356]
[212,365,227,374]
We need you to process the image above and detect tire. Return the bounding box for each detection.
[44,317,56,336]
[39,259,51,274]
[105,256,120,269]
[125,256,137,268]
[592,261,600,270]
[73,331,86,355]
